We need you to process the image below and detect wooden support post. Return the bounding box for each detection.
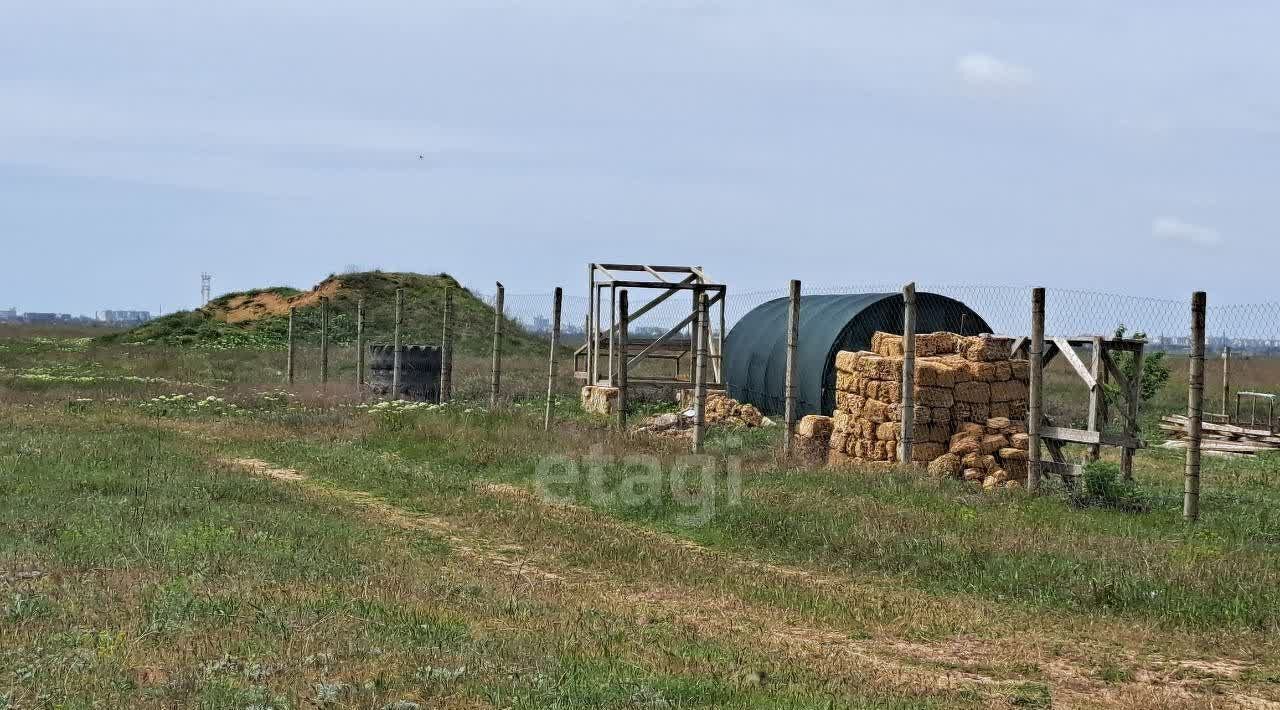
[1086,337,1104,463]
[782,280,800,457]
[286,306,296,385]
[692,289,709,454]
[544,287,562,431]
[1185,291,1206,522]
[594,283,604,384]
[355,298,365,396]
[608,284,616,386]
[440,287,453,402]
[899,282,917,465]
[392,288,403,398]
[1222,346,1232,419]
[491,282,504,408]
[586,265,596,385]
[617,290,629,430]
[717,294,726,386]
[1121,343,1144,480]
[1027,288,1045,492]
[320,297,330,386]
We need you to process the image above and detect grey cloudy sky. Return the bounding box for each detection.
[3,1,1277,314]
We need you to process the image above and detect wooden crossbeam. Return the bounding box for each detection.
[627,290,725,369]
[608,280,724,291]
[1038,460,1083,479]
[1053,338,1097,389]
[597,264,700,274]
[1100,349,1131,393]
[1042,426,1142,449]
[642,266,670,283]
[1042,341,1061,368]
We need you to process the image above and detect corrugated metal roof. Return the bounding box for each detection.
[723,293,991,417]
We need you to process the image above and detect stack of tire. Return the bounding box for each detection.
[368,344,441,402]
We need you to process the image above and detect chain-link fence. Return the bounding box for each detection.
[484,285,1280,355]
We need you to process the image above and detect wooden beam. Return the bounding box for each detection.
[1042,426,1141,449]
[1100,348,1132,394]
[1087,336,1104,462]
[626,290,724,368]
[607,280,724,291]
[1038,460,1084,479]
[1053,338,1097,389]
[597,264,699,274]
[1042,341,1061,368]
[637,266,668,283]
[1161,415,1278,439]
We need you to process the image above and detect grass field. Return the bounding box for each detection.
[3,329,1280,709]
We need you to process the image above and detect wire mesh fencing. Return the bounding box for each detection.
[485,285,1280,356]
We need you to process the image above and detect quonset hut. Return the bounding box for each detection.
[723,293,992,418]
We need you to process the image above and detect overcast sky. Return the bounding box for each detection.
[3,1,1277,314]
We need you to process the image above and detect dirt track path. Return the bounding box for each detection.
[214,455,1280,710]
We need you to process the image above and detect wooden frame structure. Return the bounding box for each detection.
[574,264,726,389]
[1013,335,1148,481]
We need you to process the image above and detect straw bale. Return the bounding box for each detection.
[954,381,991,404]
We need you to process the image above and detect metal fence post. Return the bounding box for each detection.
[782,280,800,456]
[1185,291,1206,522]
[1027,288,1045,492]
[544,287,562,431]
[491,282,504,408]
[899,282,917,465]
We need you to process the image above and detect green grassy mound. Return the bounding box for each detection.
[105,272,544,353]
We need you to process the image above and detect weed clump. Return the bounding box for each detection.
[1074,461,1148,513]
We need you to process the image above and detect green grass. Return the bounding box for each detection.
[5,330,1280,707]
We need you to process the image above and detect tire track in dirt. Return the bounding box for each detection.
[477,481,1280,710]
[212,457,1278,709]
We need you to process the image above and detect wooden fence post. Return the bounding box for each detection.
[587,264,596,385]
[320,297,329,386]
[692,290,709,454]
[1185,291,1206,522]
[1027,288,1045,492]
[286,306,296,385]
[1222,346,1231,418]
[1121,343,1144,480]
[491,282,504,408]
[440,287,453,403]
[617,290,629,430]
[782,280,800,456]
[355,298,365,396]
[899,282,917,465]
[392,288,403,398]
[544,287,562,431]
[1086,336,1104,463]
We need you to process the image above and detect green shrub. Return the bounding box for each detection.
[1106,326,1170,404]
[1077,461,1148,512]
